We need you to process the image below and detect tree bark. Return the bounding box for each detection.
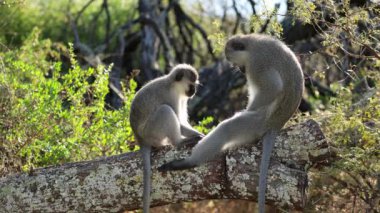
[0,119,332,212]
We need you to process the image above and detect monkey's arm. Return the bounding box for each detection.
[247,70,283,111]
[159,111,266,171]
[179,99,204,138]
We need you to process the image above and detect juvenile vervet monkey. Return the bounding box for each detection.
[130,64,204,213]
[159,34,304,213]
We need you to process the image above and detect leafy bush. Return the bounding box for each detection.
[0,0,138,48]
[307,78,380,211]
[0,28,136,173]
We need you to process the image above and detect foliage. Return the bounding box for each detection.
[194,116,215,135]
[289,0,316,24]
[250,10,283,38]
[291,0,380,65]
[0,0,138,48]
[207,20,226,55]
[308,82,380,211]
[288,1,380,211]
[0,28,136,174]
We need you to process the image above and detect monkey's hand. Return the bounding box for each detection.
[158,159,197,172]
[178,134,204,148]
[180,125,204,138]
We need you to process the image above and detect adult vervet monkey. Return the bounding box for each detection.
[159,34,304,213]
[130,64,203,213]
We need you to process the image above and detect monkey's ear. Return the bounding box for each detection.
[175,70,184,81]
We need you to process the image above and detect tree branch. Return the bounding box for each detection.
[140,15,174,69]
[232,0,243,34]
[102,0,111,44]
[74,0,96,24]
[259,3,280,33]
[247,0,257,15]
[172,2,216,61]
[0,120,332,212]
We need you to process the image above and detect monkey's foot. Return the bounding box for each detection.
[158,159,197,172]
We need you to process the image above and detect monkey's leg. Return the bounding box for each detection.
[158,111,265,171]
[143,104,184,146]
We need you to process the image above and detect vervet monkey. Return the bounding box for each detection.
[130,64,204,213]
[158,34,304,213]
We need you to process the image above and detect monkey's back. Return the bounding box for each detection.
[261,36,304,129]
[245,34,304,129]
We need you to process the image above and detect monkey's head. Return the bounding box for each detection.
[224,34,258,73]
[170,64,199,98]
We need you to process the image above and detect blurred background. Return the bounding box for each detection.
[0,0,379,212]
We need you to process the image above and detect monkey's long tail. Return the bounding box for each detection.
[141,145,152,213]
[258,130,276,213]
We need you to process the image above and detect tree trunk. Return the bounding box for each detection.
[138,0,159,81]
[0,119,332,212]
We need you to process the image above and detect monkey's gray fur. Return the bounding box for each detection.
[158,34,304,213]
[130,64,203,213]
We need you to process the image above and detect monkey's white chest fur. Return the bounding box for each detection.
[247,80,258,105]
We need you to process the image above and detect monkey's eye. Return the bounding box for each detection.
[231,42,245,51]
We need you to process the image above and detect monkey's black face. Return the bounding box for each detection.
[174,69,198,83]
[237,65,246,73]
[225,40,246,54]
[186,84,196,97]
[171,65,199,98]
[225,38,248,74]
[230,41,246,51]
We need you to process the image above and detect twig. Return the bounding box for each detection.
[172,2,216,60]
[246,0,257,15]
[69,14,81,44]
[259,3,280,33]
[102,18,140,50]
[232,0,242,34]
[89,2,105,43]
[103,0,111,44]
[74,0,96,24]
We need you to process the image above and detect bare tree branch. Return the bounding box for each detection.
[232,0,243,34]
[69,15,81,44]
[247,0,257,15]
[74,0,96,24]
[140,15,174,69]
[103,0,111,44]
[172,2,216,61]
